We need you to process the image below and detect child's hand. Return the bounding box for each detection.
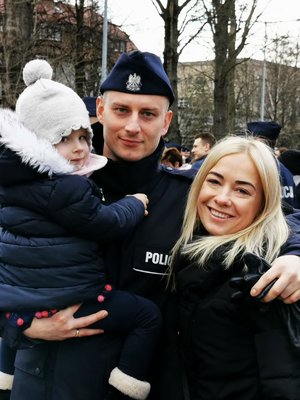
[131,193,149,216]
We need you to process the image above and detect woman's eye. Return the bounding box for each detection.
[207,178,220,185]
[237,188,250,195]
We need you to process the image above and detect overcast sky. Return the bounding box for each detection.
[104,0,300,62]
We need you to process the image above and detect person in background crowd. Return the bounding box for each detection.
[8,51,300,400]
[82,96,104,155]
[190,132,217,171]
[279,149,300,209]
[275,146,288,158]
[172,135,300,400]
[0,59,162,400]
[82,96,98,125]
[160,147,183,168]
[180,146,191,165]
[247,121,296,208]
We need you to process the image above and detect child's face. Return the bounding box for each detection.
[55,128,90,170]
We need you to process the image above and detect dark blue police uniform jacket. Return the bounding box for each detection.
[279,161,297,207]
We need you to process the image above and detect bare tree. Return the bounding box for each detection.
[0,0,132,105]
[151,0,207,143]
[35,0,102,96]
[150,0,259,140]
[178,53,300,147]
[178,61,214,144]
[73,0,102,96]
[264,34,300,145]
[234,59,262,128]
[74,0,86,96]
[1,0,34,108]
[203,0,258,138]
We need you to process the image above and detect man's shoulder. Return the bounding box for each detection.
[279,161,294,179]
[191,159,205,170]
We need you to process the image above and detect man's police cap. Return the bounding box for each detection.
[100,50,175,105]
[247,121,281,141]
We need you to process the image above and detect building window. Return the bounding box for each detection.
[111,40,126,53]
[38,25,62,42]
[119,41,126,52]
[54,5,63,14]
[178,98,188,109]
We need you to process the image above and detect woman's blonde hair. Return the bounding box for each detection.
[172,135,289,268]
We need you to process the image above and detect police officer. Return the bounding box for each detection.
[247,121,296,208]
[10,52,300,400]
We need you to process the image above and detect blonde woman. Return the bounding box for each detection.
[171,136,300,400]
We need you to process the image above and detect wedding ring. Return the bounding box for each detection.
[75,328,80,338]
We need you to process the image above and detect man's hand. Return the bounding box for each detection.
[250,255,300,304]
[24,304,108,341]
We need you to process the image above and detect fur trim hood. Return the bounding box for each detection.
[0,108,74,180]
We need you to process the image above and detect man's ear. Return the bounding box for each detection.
[96,96,104,124]
[162,110,173,137]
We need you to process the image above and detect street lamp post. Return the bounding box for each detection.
[260,22,267,121]
[101,0,108,84]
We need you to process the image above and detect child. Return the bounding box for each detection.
[0,59,162,400]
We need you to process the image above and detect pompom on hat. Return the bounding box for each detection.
[100,50,175,105]
[16,59,93,146]
[246,121,281,141]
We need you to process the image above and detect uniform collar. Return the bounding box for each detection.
[91,138,165,202]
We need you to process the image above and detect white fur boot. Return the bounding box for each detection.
[0,371,13,390]
[108,367,150,400]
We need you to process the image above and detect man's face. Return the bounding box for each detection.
[96,91,173,162]
[191,138,210,161]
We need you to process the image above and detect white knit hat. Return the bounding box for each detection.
[15,59,93,146]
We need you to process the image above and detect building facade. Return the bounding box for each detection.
[177,58,300,148]
[0,0,137,107]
